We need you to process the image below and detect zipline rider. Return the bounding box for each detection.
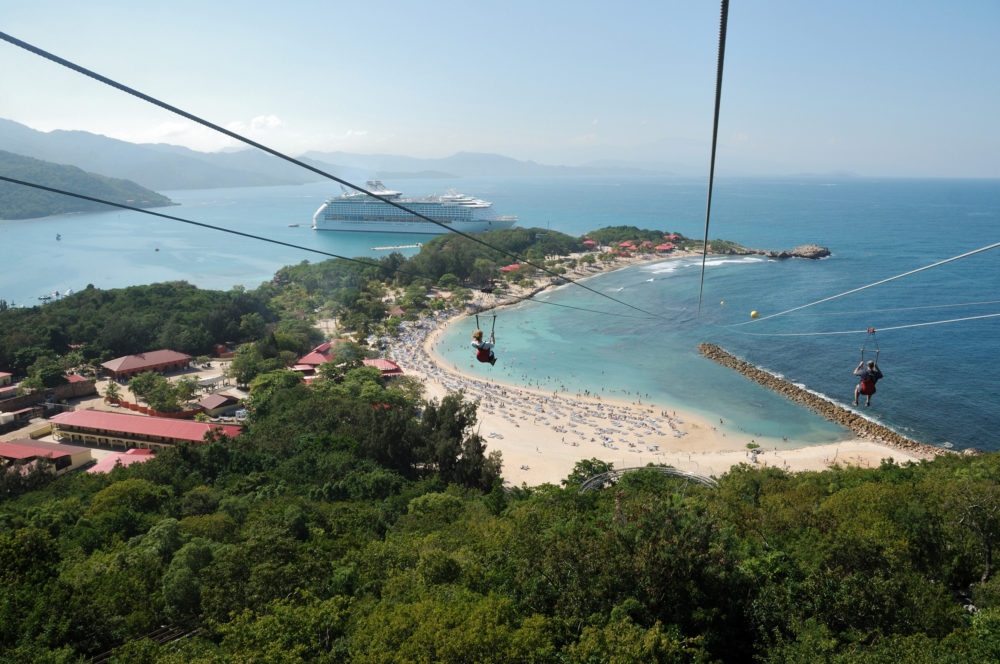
[853,359,883,407]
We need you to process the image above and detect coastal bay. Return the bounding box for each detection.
[387,251,934,485]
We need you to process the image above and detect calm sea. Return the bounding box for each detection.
[3,176,998,451]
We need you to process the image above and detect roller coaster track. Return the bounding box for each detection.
[579,466,718,493]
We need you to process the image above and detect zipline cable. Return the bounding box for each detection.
[697,0,729,316]
[732,241,1000,326]
[0,175,650,320]
[732,312,1000,337]
[0,30,664,320]
[517,298,658,319]
[774,299,1000,318]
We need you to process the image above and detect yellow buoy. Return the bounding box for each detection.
[720,300,725,306]
[750,310,759,319]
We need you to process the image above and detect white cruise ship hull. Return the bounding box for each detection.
[311,180,518,235]
[313,217,517,234]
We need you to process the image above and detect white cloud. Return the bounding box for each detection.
[250,114,283,131]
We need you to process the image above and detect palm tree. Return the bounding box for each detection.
[104,382,121,403]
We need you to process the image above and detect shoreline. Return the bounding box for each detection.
[387,252,936,486]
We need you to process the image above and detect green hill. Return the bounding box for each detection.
[0,150,173,219]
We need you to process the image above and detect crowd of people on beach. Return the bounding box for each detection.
[386,310,692,459]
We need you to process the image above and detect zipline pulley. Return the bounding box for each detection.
[860,327,880,362]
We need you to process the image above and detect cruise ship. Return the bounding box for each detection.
[312,181,518,234]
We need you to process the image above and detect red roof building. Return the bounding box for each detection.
[362,358,404,378]
[500,264,521,273]
[87,448,156,474]
[297,341,346,369]
[50,410,241,451]
[197,393,241,416]
[101,350,192,380]
[0,372,11,387]
[0,439,93,474]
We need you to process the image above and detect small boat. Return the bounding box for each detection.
[56,233,61,241]
[38,294,51,301]
[288,223,300,227]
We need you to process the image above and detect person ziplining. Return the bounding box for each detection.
[853,328,883,406]
[472,314,497,366]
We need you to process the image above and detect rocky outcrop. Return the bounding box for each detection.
[713,243,831,259]
[763,244,831,259]
[698,343,948,458]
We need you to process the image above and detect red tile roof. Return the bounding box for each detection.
[0,439,90,460]
[362,358,404,376]
[297,350,334,367]
[102,350,192,373]
[198,393,239,410]
[87,452,156,474]
[50,410,241,442]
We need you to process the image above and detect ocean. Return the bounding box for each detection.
[3,176,998,451]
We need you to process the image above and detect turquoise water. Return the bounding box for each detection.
[3,176,998,450]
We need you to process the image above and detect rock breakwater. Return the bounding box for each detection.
[698,343,947,459]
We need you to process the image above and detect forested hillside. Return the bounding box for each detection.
[0,282,279,373]
[3,393,1000,663]
[0,150,172,219]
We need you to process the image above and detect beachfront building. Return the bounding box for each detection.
[0,439,93,474]
[362,358,404,379]
[101,349,192,380]
[292,340,353,375]
[50,410,242,451]
[0,371,11,387]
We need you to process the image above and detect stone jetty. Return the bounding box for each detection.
[698,343,948,458]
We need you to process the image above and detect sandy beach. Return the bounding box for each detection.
[387,252,935,486]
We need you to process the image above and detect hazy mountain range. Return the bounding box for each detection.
[0,118,668,192]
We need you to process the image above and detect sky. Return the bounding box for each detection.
[1,0,998,177]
